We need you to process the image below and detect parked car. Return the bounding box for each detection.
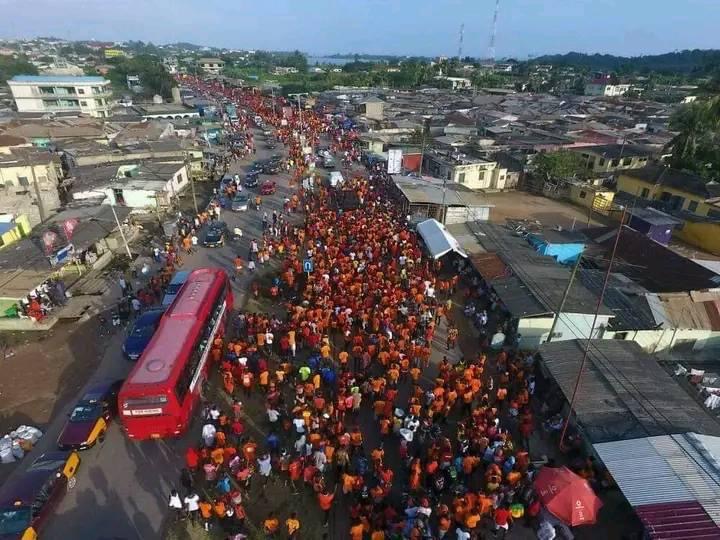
[122,308,165,359]
[260,180,277,195]
[244,173,259,188]
[322,156,335,169]
[57,380,124,450]
[231,193,250,212]
[0,451,80,539]
[262,162,281,175]
[266,141,277,150]
[161,271,190,307]
[202,222,227,247]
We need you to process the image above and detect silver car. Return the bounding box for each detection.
[231,193,250,212]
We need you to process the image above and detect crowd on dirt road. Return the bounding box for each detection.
[167,76,604,540]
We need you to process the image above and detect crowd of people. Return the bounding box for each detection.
[164,76,600,540]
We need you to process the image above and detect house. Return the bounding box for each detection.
[71,161,190,211]
[0,214,31,249]
[8,75,112,118]
[616,166,720,254]
[0,134,31,155]
[465,222,613,349]
[132,103,200,120]
[435,76,472,90]
[422,149,509,191]
[573,143,653,173]
[356,97,385,121]
[626,207,682,245]
[0,149,64,226]
[390,175,494,225]
[584,75,631,97]
[272,66,299,75]
[197,58,225,75]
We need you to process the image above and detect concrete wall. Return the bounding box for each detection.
[517,312,612,350]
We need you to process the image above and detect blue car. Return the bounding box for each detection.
[122,308,164,360]
[162,270,190,306]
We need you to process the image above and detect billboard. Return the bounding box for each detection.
[387,148,403,174]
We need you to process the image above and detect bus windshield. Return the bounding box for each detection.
[0,507,31,535]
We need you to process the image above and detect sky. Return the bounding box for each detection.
[0,0,717,59]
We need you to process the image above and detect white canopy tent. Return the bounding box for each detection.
[416,219,467,259]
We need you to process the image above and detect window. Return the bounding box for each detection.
[458,172,466,184]
[37,175,47,184]
[688,201,699,213]
[77,88,85,94]
[17,176,29,187]
[622,157,632,166]
[708,209,720,219]
[598,158,605,166]
[95,99,104,106]
[640,188,650,198]
[80,100,88,107]
[579,190,587,199]
[611,159,620,167]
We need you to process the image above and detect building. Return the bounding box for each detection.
[390,175,494,225]
[465,222,613,349]
[197,58,225,75]
[132,103,200,120]
[355,96,385,121]
[0,214,31,249]
[103,48,125,59]
[626,207,682,245]
[584,75,631,97]
[71,161,190,211]
[422,149,508,191]
[574,143,653,173]
[0,150,64,226]
[616,166,720,254]
[8,75,112,118]
[435,76,472,90]
[272,66,298,75]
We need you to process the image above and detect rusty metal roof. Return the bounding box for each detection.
[469,253,508,281]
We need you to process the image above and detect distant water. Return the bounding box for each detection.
[308,56,374,65]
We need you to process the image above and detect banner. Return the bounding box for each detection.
[387,148,403,174]
[62,218,79,240]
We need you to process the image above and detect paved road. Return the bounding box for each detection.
[42,130,291,540]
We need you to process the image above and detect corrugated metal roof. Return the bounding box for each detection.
[635,501,719,539]
[594,433,720,535]
[649,292,720,331]
[540,341,720,443]
[416,219,467,259]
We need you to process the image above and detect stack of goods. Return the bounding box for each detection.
[0,425,43,464]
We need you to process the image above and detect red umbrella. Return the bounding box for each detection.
[533,466,603,526]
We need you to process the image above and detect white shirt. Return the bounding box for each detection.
[191,235,198,245]
[293,418,306,433]
[267,409,280,422]
[184,494,200,512]
[209,408,221,420]
[169,494,183,509]
[456,528,471,540]
[257,456,272,476]
[131,298,141,311]
[265,332,274,345]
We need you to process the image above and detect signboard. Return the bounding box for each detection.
[303,259,314,273]
[387,148,403,174]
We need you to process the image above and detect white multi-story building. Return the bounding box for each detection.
[8,75,113,118]
[584,82,631,97]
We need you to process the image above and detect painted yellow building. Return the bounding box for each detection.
[0,215,31,248]
[567,182,615,213]
[104,48,125,59]
[574,144,653,174]
[617,166,720,254]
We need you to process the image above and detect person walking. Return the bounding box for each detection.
[183,489,200,525]
[318,485,337,527]
[285,512,301,539]
[168,489,183,522]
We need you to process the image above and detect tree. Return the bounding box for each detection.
[107,55,176,98]
[533,151,589,180]
[0,55,37,84]
[668,97,720,179]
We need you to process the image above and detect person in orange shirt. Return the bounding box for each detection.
[263,511,279,535]
[285,512,301,538]
[317,486,336,526]
[198,499,213,531]
[350,519,364,540]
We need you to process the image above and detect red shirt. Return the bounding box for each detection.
[494,508,511,526]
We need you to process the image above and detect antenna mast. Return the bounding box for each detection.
[457,23,464,62]
[489,0,500,63]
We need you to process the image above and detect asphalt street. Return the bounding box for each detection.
[39,131,290,540]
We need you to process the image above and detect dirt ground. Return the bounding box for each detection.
[0,318,106,484]
[484,191,610,230]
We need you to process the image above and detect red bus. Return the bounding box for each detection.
[118,267,233,440]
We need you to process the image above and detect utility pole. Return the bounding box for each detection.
[109,199,133,259]
[559,206,627,450]
[417,116,430,177]
[185,152,198,214]
[26,153,46,223]
[545,254,583,343]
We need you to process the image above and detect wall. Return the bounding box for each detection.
[617,174,709,215]
[0,214,30,248]
[605,328,720,354]
[674,221,720,256]
[517,312,612,350]
[402,153,422,172]
[580,151,649,173]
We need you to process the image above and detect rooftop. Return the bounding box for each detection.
[10,75,108,84]
[469,222,610,317]
[538,339,720,443]
[576,143,655,159]
[393,175,493,207]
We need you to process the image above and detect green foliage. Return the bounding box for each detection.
[668,97,720,179]
[533,151,588,180]
[107,54,175,98]
[0,55,37,84]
